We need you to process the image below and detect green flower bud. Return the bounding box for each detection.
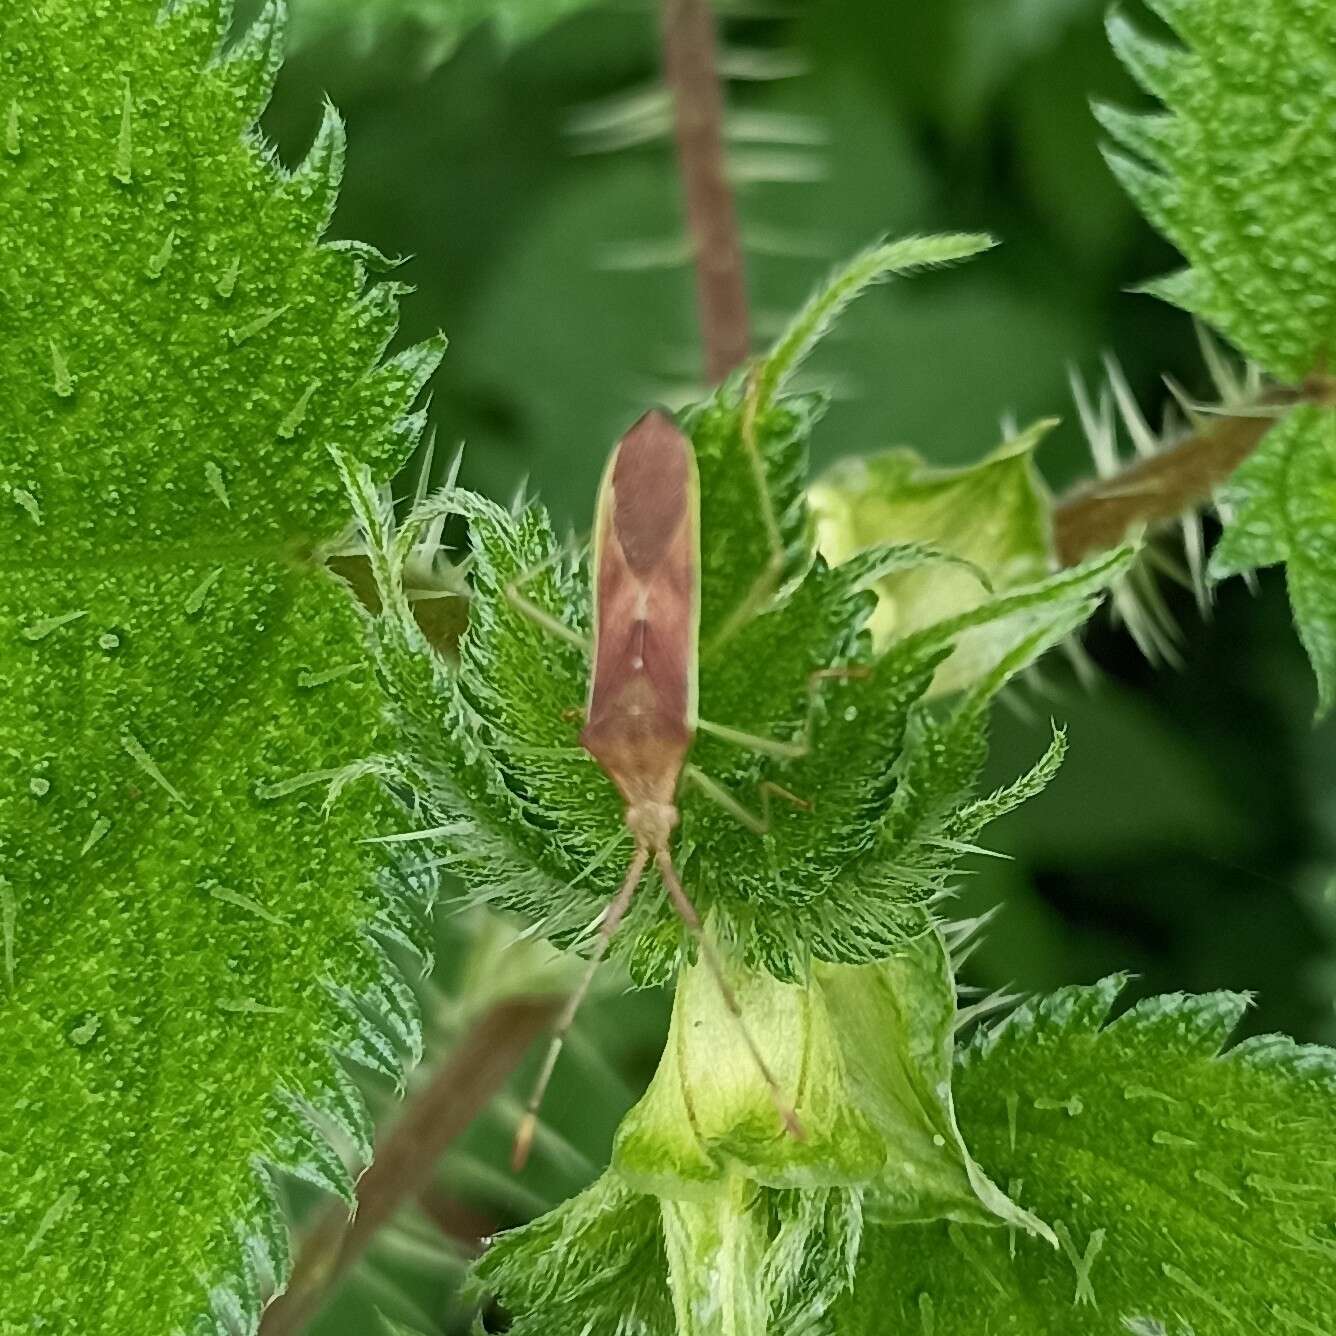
[810,421,1056,695]
[615,921,1053,1242]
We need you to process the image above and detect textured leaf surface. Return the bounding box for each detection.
[1210,404,1336,716]
[363,381,1125,984]
[837,978,1336,1334]
[355,237,1123,988]
[1101,4,1336,714]
[472,1171,675,1336]
[1098,0,1336,381]
[0,4,440,1332]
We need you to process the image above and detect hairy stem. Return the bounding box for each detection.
[259,995,560,1336]
[1052,385,1315,567]
[661,1176,768,1336]
[660,0,750,382]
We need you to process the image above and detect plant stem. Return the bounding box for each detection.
[259,995,561,1336]
[660,0,751,382]
[661,1176,769,1336]
[1051,385,1314,567]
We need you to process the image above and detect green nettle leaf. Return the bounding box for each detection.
[0,4,441,1332]
[471,1172,676,1336]
[836,978,1336,1334]
[808,420,1056,695]
[1098,0,1336,383]
[359,248,1129,986]
[1099,2,1336,708]
[1210,403,1336,716]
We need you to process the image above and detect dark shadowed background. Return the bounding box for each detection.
[237,1,1336,1330]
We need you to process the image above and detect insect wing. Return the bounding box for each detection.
[581,410,701,806]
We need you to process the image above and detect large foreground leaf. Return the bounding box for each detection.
[837,978,1336,1333]
[1098,0,1336,710]
[0,4,440,1332]
[1211,404,1336,717]
[1099,0,1336,382]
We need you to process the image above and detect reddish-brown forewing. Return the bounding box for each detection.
[579,410,700,814]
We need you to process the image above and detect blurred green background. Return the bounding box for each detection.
[239,0,1336,1330]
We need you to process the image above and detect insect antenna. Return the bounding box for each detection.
[512,845,651,1171]
[654,848,806,1142]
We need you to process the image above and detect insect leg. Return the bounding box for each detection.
[504,557,590,652]
[758,780,812,822]
[654,849,804,1142]
[696,716,806,760]
[512,845,650,1171]
[682,764,768,835]
[696,665,872,760]
[681,765,810,837]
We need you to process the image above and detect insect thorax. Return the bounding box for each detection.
[581,708,691,851]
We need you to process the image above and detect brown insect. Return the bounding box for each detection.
[510,407,838,1170]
